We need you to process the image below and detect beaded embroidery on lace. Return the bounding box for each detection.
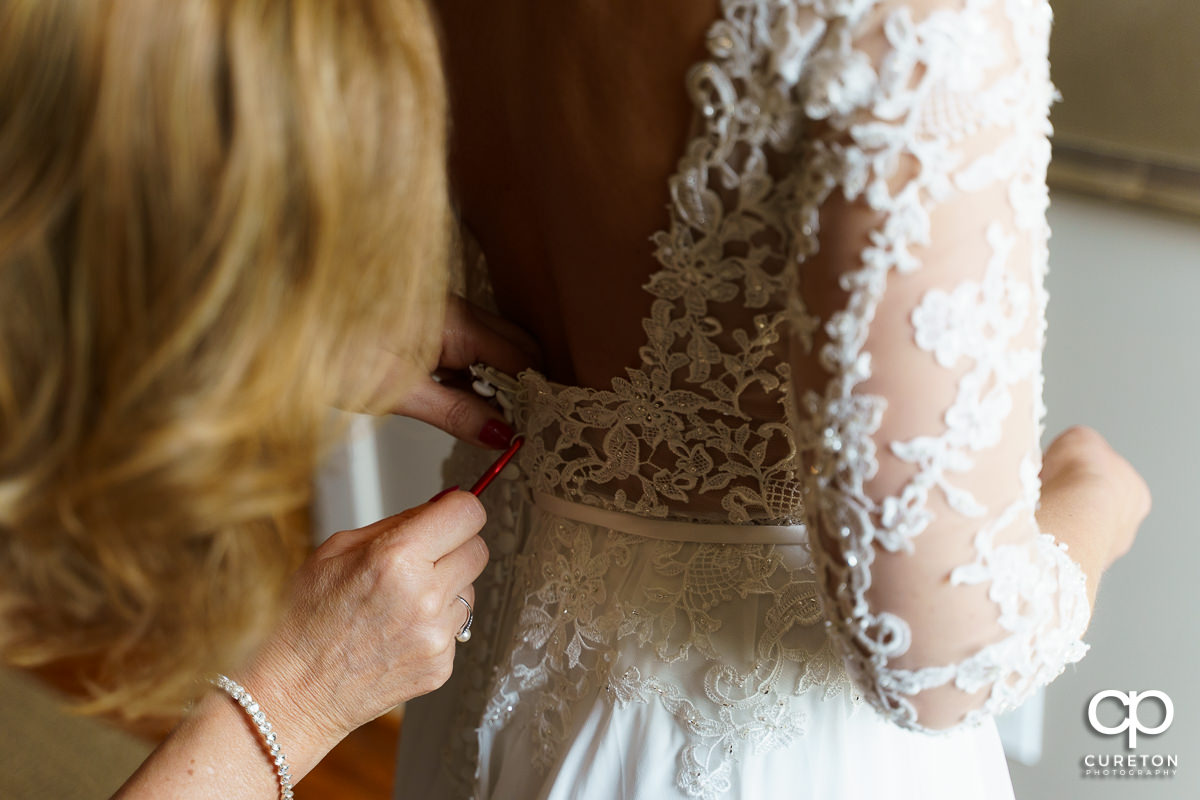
[440,446,859,800]
[784,0,1091,732]
[433,0,1091,796]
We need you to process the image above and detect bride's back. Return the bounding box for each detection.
[437,1,822,523]
[437,2,719,387]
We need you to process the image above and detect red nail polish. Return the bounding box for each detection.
[479,419,514,449]
[428,485,459,503]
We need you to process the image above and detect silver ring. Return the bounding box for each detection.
[454,595,473,643]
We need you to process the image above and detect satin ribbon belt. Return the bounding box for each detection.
[531,491,808,545]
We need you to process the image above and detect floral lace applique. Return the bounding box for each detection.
[478,504,857,800]
[792,0,1091,733]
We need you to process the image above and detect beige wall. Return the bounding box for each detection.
[1007,191,1200,800]
[1050,0,1200,169]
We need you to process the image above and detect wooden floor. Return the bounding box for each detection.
[295,713,400,800]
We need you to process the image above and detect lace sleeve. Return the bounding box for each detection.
[786,0,1092,732]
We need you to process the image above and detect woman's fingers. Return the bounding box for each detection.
[392,377,514,448]
[441,295,540,375]
[372,490,486,563]
[387,296,536,447]
[390,296,536,448]
[435,530,490,587]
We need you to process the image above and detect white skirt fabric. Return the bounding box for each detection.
[394,492,1017,800]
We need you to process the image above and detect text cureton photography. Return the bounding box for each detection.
[1081,690,1179,780]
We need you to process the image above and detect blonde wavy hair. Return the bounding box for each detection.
[0,0,447,719]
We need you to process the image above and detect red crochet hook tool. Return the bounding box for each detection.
[469,435,524,497]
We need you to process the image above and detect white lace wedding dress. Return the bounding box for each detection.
[395,1,1091,798]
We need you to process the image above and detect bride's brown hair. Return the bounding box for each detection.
[0,0,447,719]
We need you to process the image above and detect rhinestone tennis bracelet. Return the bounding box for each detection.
[210,674,293,799]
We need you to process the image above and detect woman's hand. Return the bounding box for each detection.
[1040,425,1151,572]
[350,295,540,448]
[1037,425,1151,609]
[244,490,489,748]
[393,295,539,447]
[114,490,488,799]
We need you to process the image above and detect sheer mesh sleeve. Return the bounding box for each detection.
[787,0,1092,732]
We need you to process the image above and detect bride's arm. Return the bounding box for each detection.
[787,0,1147,731]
